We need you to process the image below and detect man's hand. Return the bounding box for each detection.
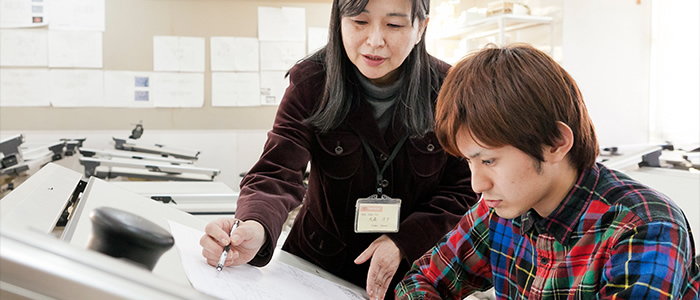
[354,234,402,300]
[200,218,266,267]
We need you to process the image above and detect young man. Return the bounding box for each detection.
[395,44,700,299]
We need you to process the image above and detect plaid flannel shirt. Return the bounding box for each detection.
[397,163,700,299]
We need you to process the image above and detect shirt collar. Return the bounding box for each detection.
[520,164,602,245]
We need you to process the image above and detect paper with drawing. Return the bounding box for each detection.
[167,221,365,300]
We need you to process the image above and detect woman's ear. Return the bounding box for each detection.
[416,17,429,45]
[544,121,574,163]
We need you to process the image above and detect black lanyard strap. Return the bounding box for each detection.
[360,135,408,197]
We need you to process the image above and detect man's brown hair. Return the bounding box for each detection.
[435,43,599,173]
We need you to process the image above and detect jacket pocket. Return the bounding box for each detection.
[297,210,347,272]
[406,133,447,177]
[315,132,362,180]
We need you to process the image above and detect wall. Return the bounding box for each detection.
[0,0,332,131]
[1,0,333,191]
[561,0,652,147]
[649,0,700,146]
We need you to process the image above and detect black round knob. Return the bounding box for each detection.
[87,207,174,271]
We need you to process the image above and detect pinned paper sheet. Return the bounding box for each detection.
[167,221,365,300]
[0,0,48,28]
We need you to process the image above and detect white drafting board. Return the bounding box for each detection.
[169,221,365,300]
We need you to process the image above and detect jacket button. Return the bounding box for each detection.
[380,179,389,187]
[379,153,388,161]
[427,144,435,152]
[540,257,548,265]
[335,145,343,155]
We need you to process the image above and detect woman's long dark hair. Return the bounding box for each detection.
[304,0,442,137]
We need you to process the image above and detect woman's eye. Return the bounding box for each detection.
[387,23,403,28]
[353,20,368,25]
[482,160,494,166]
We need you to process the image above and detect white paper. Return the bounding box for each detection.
[212,72,261,107]
[48,0,105,31]
[0,68,50,106]
[103,71,154,108]
[0,29,48,66]
[260,71,288,106]
[0,0,48,28]
[210,37,259,72]
[49,69,104,107]
[257,6,306,42]
[307,27,328,55]
[48,30,103,68]
[153,36,205,72]
[167,221,364,300]
[259,41,305,71]
[152,72,204,107]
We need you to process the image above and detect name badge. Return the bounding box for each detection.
[354,194,401,233]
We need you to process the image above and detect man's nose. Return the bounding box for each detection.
[470,169,491,194]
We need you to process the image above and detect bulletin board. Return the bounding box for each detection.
[0,0,332,131]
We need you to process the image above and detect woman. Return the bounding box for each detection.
[200,0,477,298]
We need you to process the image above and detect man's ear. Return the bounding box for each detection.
[544,121,574,163]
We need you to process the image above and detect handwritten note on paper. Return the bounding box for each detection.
[167,221,365,300]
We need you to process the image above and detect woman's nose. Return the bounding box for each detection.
[366,25,385,48]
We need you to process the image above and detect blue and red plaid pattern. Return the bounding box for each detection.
[396,163,700,299]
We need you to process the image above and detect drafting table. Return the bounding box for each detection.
[79,156,220,181]
[1,163,82,234]
[23,141,66,163]
[0,134,25,169]
[113,137,200,160]
[1,227,214,300]
[80,147,195,165]
[1,163,367,299]
[111,181,238,215]
[600,145,700,255]
[1,141,65,177]
[1,139,68,198]
[598,145,663,171]
[62,138,86,156]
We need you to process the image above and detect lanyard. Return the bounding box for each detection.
[359,135,408,197]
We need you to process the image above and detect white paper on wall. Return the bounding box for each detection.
[48,0,105,31]
[257,6,306,42]
[49,69,104,107]
[48,30,103,68]
[152,72,204,108]
[153,36,206,72]
[104,71,155,108]
[259,41,305,71]
[260,71,288,106]
[211,72,261,107]
[0,0,48,29]
[0,68,50,106]
[210,36,259,72]
[307,27,328,55]
[0,29,48,66]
